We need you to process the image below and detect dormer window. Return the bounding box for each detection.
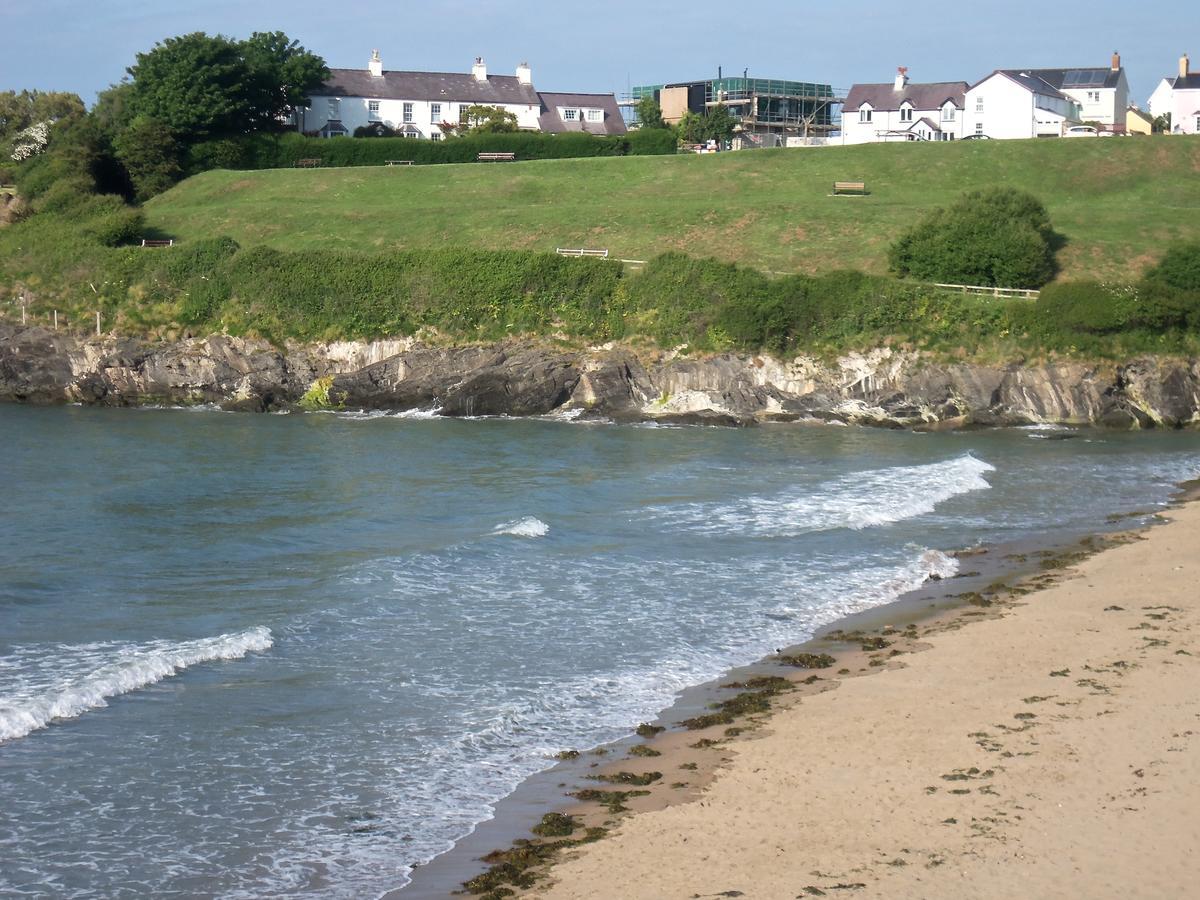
[563,108,578,121]
[899,103,914,123]
[585,108,603,122]
[859,103,873,123]
[941,102,956,122]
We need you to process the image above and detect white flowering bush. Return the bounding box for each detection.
[10,121,50,162]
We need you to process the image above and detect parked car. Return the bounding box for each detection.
[1065,125,1099,137]
[961,133,991,140]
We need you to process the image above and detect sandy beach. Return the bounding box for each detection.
[525,501,1200,900]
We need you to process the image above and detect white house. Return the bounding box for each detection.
[963,70,1082,139]
[296,51,626,139]
[1149,54,1200,134]
[842,68,968,143]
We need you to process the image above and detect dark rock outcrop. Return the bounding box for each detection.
[2,323,1198,430]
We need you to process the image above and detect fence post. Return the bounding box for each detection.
[53,310,58,330]
[96,310,101,336]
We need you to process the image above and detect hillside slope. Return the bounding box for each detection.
[145,137,1200,282]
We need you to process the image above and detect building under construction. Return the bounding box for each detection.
[624,74,841,146]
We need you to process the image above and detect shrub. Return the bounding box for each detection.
[1145,241,1200,293]
[1029,281,1136,334]
[77,194,146,246]
[34,176,96,213]
[889,187,1057,288]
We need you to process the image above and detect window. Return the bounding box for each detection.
[459,105,471,124]
[941,103,956,122]
[563,108,578,121]
[327,98,340,118]
[368,100,380,121]
[430,102,441,122]
[899,105,913,123]
[975,122,984,134]
[1087,91,1100,103]
[975,97,984,113]
[403,102,414,123]
[585,108,603,122]
[431,132,443,142]
[859,105,872,123]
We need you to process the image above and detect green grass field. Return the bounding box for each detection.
[145,137,1200,282]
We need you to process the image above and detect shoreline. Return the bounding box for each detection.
[397,494,1181,898]
[505,490,1200,899]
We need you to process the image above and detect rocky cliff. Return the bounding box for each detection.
[2,324,1198,429]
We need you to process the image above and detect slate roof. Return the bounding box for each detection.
[316,68,541,106]
[911,116,942,131]
[1166,73,1200,90]
[1001,67,1124,91]
[973,70,1072,102]
[844,81,967,112]
[537,92,627,135]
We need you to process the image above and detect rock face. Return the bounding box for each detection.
[2,322,1199,430]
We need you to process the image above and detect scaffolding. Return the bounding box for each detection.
[624,76,845,144]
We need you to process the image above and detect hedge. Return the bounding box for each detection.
[187,128,676,173]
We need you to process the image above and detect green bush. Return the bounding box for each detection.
[1146,241,1200,292]
[1027,281,1136,334]
[77,194,146,246]
[34,177,96,213]
[888,187,1057,288]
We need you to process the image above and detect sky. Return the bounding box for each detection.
[2,0,1196,107]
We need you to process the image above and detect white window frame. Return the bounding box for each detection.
[585,108,603,122]
[859,104,872,123]
[941,103,956,122]
[327,98,340,118]
[562,108,578,121]
[899,104,913,123]
[430,102,441,122]
[403,102,414,124]
[975,96,984,113]
[431,132,443,141]
[368,100,381,121]
[975,122,984,134]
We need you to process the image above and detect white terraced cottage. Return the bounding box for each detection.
[294,51,626,140]
[842,68,968,143]
[1149,54,1200,135]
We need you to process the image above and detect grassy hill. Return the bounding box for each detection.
[146,137,1200,282]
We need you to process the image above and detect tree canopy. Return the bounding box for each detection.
[446,105,520,136]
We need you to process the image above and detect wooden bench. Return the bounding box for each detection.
[385,160,414,166]
[832,181,868,195]
[294,158,323,168]
[140,239,174,248]
[477,152,516,162]
[556,248,609,258]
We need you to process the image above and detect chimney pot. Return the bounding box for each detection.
[368,49,383,77]
[516,61,533,86]
[1111,51,1120,71]
[472,57,488,82]
[894,66,909,90]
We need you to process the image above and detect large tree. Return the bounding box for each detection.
[1,90,85,142]
[126,31,327,139]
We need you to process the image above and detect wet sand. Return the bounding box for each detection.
[529,501,1200,899]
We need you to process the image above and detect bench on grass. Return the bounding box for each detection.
[832,181,868,195]
[294,158,323,168]
[140,239,174,248]
[385,160,415,166]
[477,152,516,162]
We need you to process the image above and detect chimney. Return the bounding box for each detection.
[368,49,383,78]
[1111,51,1121,71]
[1182,53,1191,78]
[472,57,488,82]
[516,61,532,86]
[894,66,909,91]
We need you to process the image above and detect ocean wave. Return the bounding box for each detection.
[652,454,995,536]
[491,517,550,538]
[0,627,273,743]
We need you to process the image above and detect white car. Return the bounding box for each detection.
[1064,125,1099,137]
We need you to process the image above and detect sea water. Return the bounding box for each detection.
[2,404,1199,898]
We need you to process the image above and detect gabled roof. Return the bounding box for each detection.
[316,68,541,106]
[972,70,1072,102]
[537,92,627,135]
[1166,73,1200,90]
[911,117,942,131]
[1001,67,1124,90]
[844,81,967,112]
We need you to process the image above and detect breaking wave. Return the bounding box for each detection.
[654,454,995,536]
[491,517,550,538]
[0,627,273,743]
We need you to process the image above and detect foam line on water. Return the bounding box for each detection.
[654,454,996,536]
[0,627,273,743]
[491,517,550,538]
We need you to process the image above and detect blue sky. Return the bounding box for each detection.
[2,1,1195,106]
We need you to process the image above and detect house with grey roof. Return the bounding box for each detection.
[295,51,626,140]
[843,68,968,143]
[1149,54,1200,134]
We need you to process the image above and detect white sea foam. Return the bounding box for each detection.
[654,454,996,536]
[491,517,550,538]
[0,627,273,743]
